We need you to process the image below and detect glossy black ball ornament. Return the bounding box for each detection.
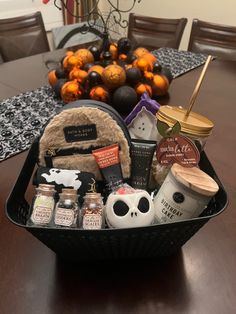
[153,62,162,73]
[82,62,94,72]
[102,51,113,67]
[112,85,138,115]
[87,71,102,87]
[55,66,67,79]
[126,68,142,86]
[89,46,101,61]
[161,66,173,83]
[126,52,137,64]
[117,37,132,54]
[53,78,67,97]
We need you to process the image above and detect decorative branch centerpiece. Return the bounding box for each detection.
[45,0,173,116]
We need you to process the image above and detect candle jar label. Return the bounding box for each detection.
[156,134,200,167]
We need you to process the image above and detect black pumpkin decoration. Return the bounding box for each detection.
[53,78,68,97]
[55,66,67,79]
[161,66,173,83]
[126,68,142,86]
[117,37,132,54]
[112,85,138,115]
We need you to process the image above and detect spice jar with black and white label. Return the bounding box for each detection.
[81,193,104,230]
[54,188,79,228]
[28,184,56,226]
[153,163,219,223]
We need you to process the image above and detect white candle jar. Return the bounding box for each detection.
[153,163,219,223]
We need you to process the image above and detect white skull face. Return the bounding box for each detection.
[105,190,154,228]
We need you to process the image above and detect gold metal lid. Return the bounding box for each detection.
[157,106,214,137]
[171,163,219,196]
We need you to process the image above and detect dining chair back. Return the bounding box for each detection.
[188,19,236,60]
[127,13,187,50]
[0,11,50,62]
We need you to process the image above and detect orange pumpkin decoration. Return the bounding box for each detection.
[118,54,128,61]
[63,55,83,71]
[48,69,57,86]
[135,83,152,97]
[88,65,104,76]
[142,52,157,66]
[89,86,109,102]
[74,48,94,65]
[69,67,88,83]
[60,80,83,103]
[109,43,118,60]
[144,71,154,81]
[133,47,149,58]
[152,74,169,96]
[65,50,74,57]
[102,64,126,89]
[133,57,152,72]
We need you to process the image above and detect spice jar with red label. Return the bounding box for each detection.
[54,188,79,228]
[81,193,104,230]
[28,184,56,227]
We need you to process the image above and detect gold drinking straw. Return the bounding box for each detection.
[185,55,213,118]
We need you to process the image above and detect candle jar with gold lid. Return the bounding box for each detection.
[153,105,214,186]
[156,105,214,150]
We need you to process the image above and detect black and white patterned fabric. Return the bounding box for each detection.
[152,47,208,78]
[0,86,64,161]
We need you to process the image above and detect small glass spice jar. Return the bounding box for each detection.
[154,105,214,186]
[81,193,104,230]
[54,188,79,228]
[28,184,56,227]
[153,163,219,223]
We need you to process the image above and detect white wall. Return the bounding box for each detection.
[0,0,63,30]
[99,0,236,50]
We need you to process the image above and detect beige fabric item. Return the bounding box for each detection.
[39,107,131,180]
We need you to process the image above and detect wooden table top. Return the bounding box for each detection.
[0,51,236,314]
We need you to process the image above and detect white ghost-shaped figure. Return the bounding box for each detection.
[41,168,82,190]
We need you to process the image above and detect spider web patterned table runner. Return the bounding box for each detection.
[0,86,64,161]
[152,48,208,78]
[0,49,208,162]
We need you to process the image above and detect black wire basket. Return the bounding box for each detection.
[5,140,228,261]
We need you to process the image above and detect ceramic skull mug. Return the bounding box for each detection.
[105,185,155,228]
